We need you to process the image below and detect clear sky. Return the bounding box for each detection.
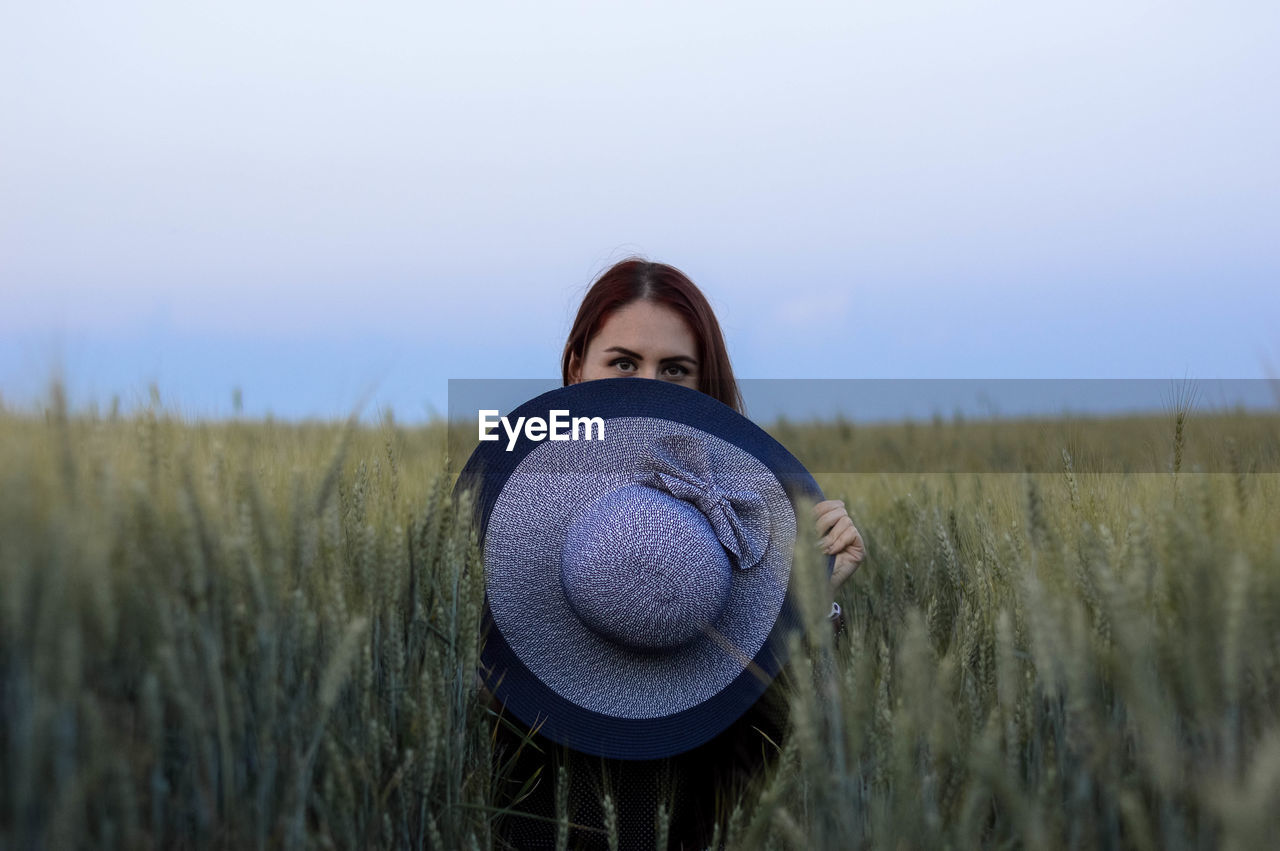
[3,1,1278,422]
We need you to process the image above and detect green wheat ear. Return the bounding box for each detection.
[4,388,1280,848]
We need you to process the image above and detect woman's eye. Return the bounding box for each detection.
[610,358,636,372]
[663,365,690,377]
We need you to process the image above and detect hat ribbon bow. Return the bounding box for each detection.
[641,434,772,571]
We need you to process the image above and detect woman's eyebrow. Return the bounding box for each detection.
[603,346,698,366]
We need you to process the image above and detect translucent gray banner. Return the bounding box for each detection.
[448,378,1280,473]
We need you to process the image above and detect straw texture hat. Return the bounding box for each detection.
[456,377,829,759]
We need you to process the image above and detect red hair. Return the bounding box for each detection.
[562,258,745,414]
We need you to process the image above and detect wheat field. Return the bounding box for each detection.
[2,387,1279,849]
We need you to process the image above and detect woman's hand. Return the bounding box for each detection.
[813,499,866,591]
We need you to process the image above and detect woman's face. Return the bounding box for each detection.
[568,299,700,390]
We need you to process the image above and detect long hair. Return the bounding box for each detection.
[562,258,745,415]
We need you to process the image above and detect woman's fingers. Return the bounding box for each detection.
[812,499,843,515]
[812,500,866,590]
[812,500,846,537]
[825,521,861,556]
[819,515,852,552]
[830,554,862,590]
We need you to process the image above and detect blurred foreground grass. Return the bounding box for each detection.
[2,391,1279,849]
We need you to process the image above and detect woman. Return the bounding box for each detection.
[562,258,865,590]
[490,258,866,850]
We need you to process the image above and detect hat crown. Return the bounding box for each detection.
[560,485,733,651]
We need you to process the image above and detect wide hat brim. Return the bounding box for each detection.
[455,378,830,760]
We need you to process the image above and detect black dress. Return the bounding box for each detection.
[487,613,844,851]
[488,672,791,851]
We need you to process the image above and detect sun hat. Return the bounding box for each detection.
[455,377,832,760]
